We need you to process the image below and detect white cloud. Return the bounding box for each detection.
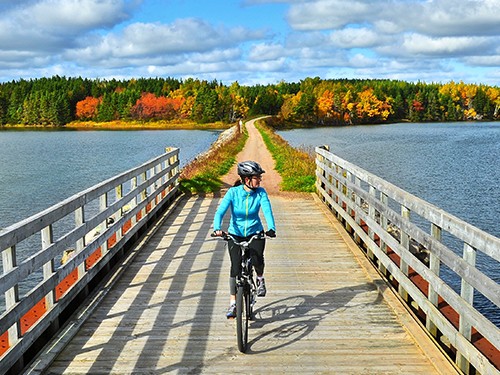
[285,0,500,37]
[465,55,500,67]
[401,34,493,57]
[65,18,266,69]
[0,0,134,40]
[349,53,376,68]
[410,0,500,37]
[0,0,136,60]
[329,28,383,48]
[248,43,288,61]
[28,0,135,33]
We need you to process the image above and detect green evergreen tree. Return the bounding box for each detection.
[0,94,7,125]
[97,93,115,122]
[191,84,219,123]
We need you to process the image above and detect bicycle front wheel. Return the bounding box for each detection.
[236,284,250,353]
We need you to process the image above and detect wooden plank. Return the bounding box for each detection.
[39,195,457,375]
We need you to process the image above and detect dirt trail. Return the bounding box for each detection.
[221,117,310,199]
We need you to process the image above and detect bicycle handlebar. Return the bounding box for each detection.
[210,231,267,246]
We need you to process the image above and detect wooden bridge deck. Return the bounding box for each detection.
[36,194,457,374]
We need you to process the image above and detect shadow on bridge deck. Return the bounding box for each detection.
[36,194,457,374]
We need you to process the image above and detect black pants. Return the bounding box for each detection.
[227,234,265,294]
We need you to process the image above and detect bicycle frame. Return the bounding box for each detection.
[212,231,265,352]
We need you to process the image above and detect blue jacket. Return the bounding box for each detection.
[213,185,276,237]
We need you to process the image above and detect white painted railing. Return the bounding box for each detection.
[316,146,499,375]
[0,148,180,374]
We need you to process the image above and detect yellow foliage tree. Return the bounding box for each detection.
[280,93,302,121]
[317,90,334,118]
[356,88,393,122]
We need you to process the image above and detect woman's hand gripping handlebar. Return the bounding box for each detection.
[211,230,276,245]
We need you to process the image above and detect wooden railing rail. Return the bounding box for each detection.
[315,146,499,375]
[0,147,180,374]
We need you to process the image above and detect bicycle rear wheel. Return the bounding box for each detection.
[236,284,250,352]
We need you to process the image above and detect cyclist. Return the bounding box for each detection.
[213,160,276,318]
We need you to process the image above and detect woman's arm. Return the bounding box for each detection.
[213,189,233,230]
[260,191,276,232]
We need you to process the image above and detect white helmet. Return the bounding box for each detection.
[237,161,265,177]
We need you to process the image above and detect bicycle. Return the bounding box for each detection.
[211,231,266,353]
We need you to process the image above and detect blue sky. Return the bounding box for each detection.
[0,0,499,86]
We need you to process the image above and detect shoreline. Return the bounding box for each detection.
[0,120,232,131]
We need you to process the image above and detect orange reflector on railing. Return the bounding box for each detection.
[55,268,79,301]
[85,247,102,270]
[20,298,47,335]
[0,330,9,356]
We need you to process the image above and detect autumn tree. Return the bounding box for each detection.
[355,88,393,124]
[76,96,101,120]
[279,93,302,122]
[130,92,184,121]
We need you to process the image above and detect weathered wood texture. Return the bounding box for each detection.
[40,194,458,374]
[316,146,499,375]
[0,148,180,374]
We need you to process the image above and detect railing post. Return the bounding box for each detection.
[151,164,159,209]
[338,165,346,221]
[99,193,109,255]
[75,207,87,289]
[345,171,353,234]
[115,184,124,241]
[426,223,441,337]
[130,177,138,228]
[2,246,20,351]
[367,185,377,262]
[379,193,389,276]
[41,225,55,310]
[330,161,337,213]
[456,243,476,373]
[137,170,148,226]
[353,176,362,244]
[166,146,179,182]
[315,149,323,199]
[399,205,410,302]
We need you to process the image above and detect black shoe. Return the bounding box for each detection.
[257,279,267,297]
[226,303,236,319]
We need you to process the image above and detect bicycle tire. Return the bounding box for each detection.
[236,284,249,352]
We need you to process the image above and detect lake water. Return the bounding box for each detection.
[0,129,221,229]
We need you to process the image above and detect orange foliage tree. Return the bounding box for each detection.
[130,93,185,121]
[75,96,101,120]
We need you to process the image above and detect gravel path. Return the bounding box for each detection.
[221,117,311,199]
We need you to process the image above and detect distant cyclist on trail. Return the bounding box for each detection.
[213,161,276,319]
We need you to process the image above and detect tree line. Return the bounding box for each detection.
[0,75,498,126]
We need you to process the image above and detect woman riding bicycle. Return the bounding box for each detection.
[213,160,276,318]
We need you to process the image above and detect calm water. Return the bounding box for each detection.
[0,129,220,229]
[278,122,499,324]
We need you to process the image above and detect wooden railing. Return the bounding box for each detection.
[315,146,499,375]
[0,148,180,374]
